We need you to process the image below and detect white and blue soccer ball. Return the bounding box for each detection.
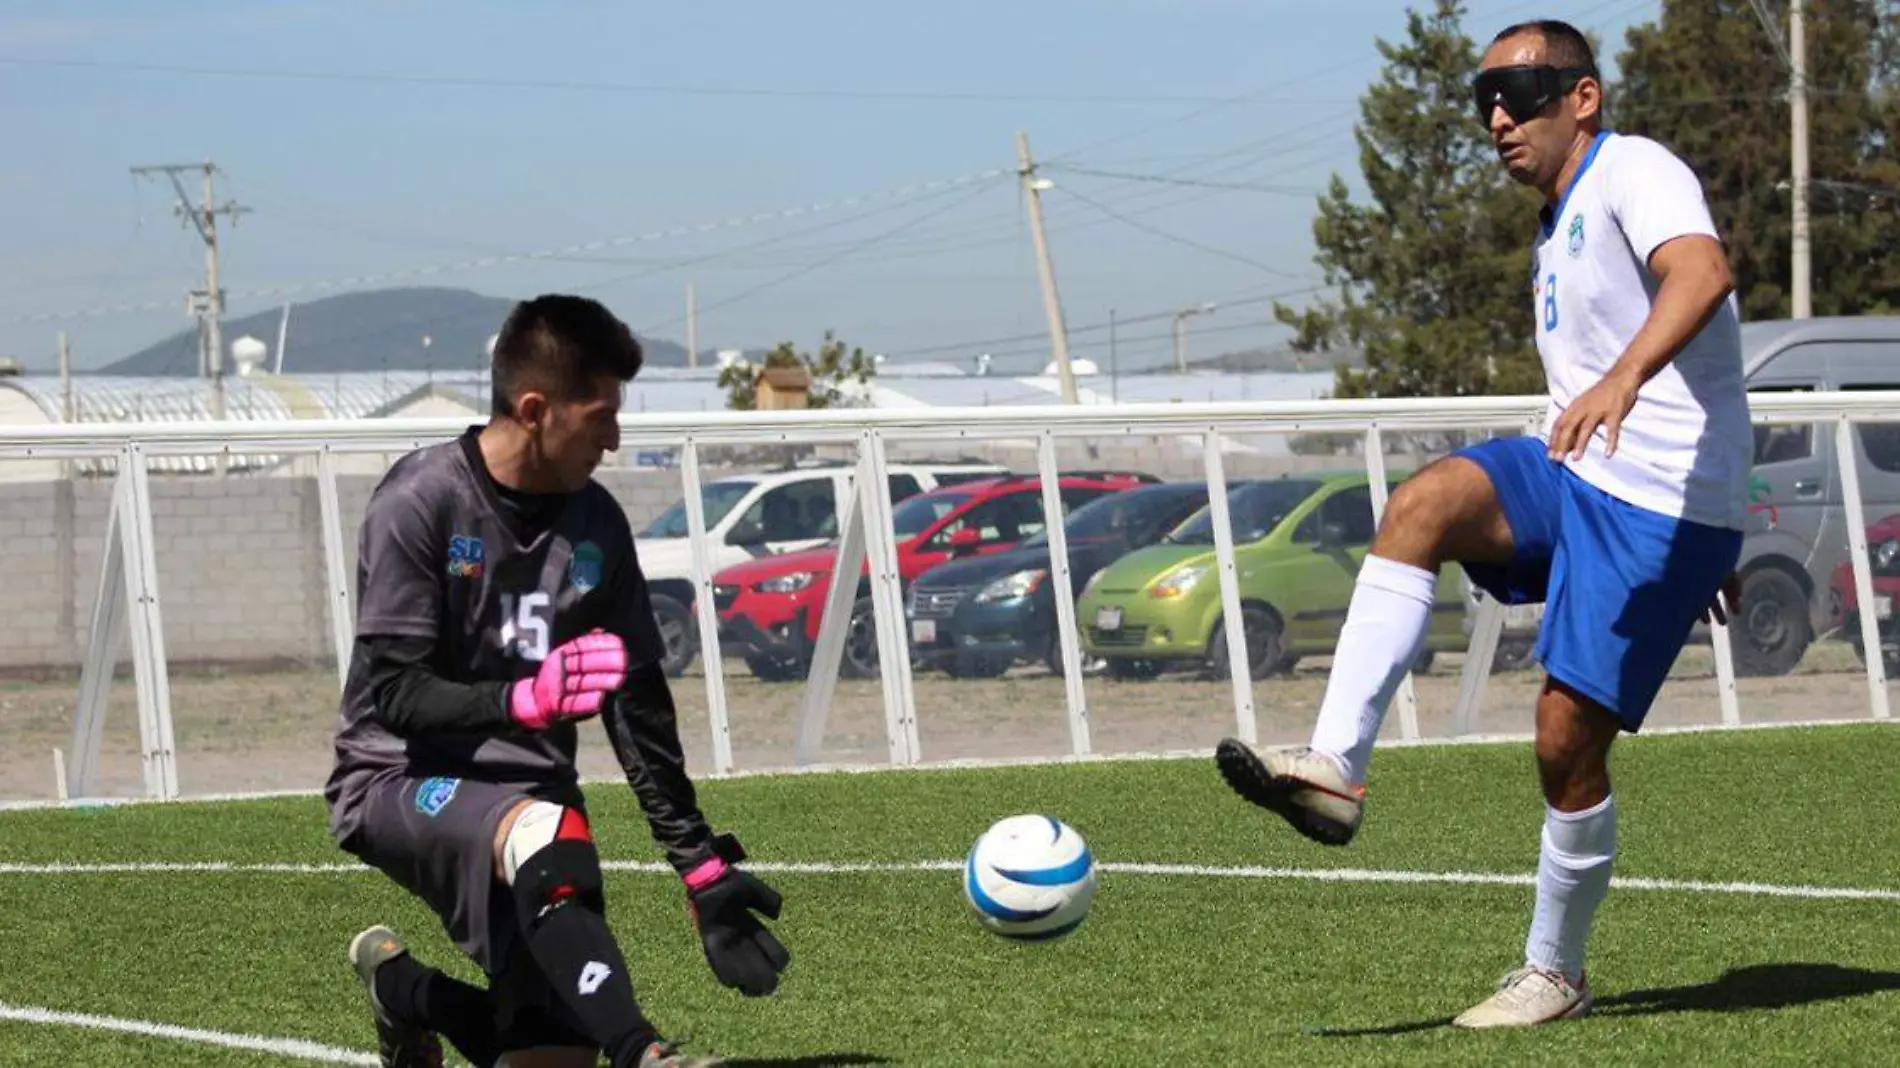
[962,814,1098,941]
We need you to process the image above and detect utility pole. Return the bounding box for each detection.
[1172,302,1217,372]
[1109,307,1119,404]
[687,281,699,369]
[1790,0,1812,319]
[57,332,73,484]
[57,332,73,424]
[131,161,249,420]
[1015,131,1079,405]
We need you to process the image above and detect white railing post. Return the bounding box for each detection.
[68,472,128,799]
[119,443,179,800]
[680,440,735,774]
[857,431,921,764]
[796,464,867,766]
[1452,591,1504,737]
[1203,429,1258,745]
[1363,425,1419,742]
[316,447,355,692]
[1709,606,1743,727]
[1035,430,1092,757]
[1837,418,1892,720]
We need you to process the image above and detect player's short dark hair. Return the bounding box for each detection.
[1491,19,1598,76]
[490,294,643,417]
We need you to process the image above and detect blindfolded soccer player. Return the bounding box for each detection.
[1217,18,1750,1028]
[324,295,787,1067]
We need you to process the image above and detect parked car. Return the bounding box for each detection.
[712,471,1158,680]
[1825,512,1900,677]
[633,457,1005,675]
[1075,472,1468,679]
[905,481,1220,678]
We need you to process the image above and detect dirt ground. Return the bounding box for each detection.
[0,641,1886,804]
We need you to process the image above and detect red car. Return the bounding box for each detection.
[1827,512,1900,676]
[712,471,1157,680]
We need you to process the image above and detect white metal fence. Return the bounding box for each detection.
[1,390,1894,803]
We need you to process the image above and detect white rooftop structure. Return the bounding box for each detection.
[0,364,1339,477]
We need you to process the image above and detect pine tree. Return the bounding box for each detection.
[1615,0,1899,318]
[1276,0,1546,401]
[718,330,876,411]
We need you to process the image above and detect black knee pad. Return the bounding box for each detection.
[501,803,605,923]
[512,839,605,923]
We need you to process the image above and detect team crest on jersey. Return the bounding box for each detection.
[414,776,460,817]
[447,534,485,579]
[568,541,604,594]
[1566,213,1586,258]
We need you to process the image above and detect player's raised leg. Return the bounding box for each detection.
[1216,451,1519,845]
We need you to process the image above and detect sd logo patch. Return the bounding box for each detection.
[415,776,460,817]
[447,535,485,579]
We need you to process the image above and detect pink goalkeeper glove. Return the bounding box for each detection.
[509,629,629,730]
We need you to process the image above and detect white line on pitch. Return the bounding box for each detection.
[0,857,1896,903]
[0,1002,377,1065]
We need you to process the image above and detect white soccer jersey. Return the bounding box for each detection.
[1531,131,1752,531]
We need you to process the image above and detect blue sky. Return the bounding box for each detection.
[0,0,1659,372]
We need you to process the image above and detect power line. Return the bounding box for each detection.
[0,55,1341,106]
[1044,166,1319,196]
[1057,184,1308,280]
[973,298,1329,371]
[879,282,1325,361]
[638,180,1001,334]
[0,168,1010,327]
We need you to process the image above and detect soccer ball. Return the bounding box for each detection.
[961,814,1098,941]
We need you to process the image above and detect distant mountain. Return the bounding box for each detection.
[103,286,693,376]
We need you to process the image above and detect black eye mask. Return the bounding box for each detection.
[1472,64,1594,126]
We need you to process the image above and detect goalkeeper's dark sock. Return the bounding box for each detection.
[519,900,659,1067]
[372,952,504,1066]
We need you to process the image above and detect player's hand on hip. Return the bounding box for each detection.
[509,629,629,730]
[684,850,790,997]
[1549,371,1641,462]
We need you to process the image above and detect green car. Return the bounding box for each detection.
[1075,472,1470,679]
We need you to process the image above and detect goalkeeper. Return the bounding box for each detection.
[323,294,788,1068]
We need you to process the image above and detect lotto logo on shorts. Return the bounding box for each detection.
[414,777,460,817]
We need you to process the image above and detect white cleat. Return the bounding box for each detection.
[1452,966,1594,1029]
[1214,739,1365,846]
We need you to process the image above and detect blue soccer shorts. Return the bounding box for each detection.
[1454,435,1743,732]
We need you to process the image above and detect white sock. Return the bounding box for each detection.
[1524,795,1617,983]
[1307,554,1436,785]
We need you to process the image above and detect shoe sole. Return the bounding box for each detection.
[1214,739,1356,847]
[1452,992,1594,1029]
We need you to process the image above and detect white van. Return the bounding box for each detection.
[635,458,1007,675]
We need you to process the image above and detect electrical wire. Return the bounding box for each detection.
[0,167,1010,327]
[1057,184,1308,280]
[0,55,1339,106]
[638,180,1002,334]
